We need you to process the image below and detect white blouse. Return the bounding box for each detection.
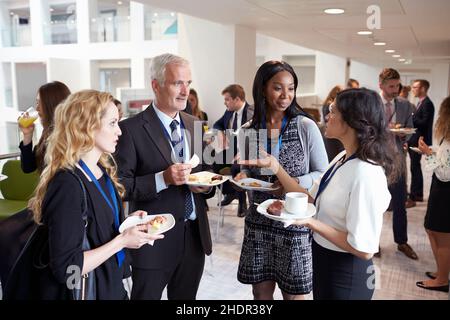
[424,139,450,182]
[310,151,391,254]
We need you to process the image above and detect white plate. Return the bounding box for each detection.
[0,174,7,182]
[409,147,422,154]
[256,199,316,222]
[119,213,175,235]
[186,171,228,187]
[230,178,278,192]
[389,128,416,135]
[187,154,200,169]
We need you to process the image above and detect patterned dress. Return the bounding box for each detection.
[237,116,314,295]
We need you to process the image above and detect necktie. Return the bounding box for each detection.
[169,120,193,220]
[230,112,238,157]
[416,100,422,110]
[385,101,393,126]
[169,120,183,161]
[231,112,238,131]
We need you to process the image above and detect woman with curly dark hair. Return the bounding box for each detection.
[241,88,400,299]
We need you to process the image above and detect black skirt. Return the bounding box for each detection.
[312,240,375,300]
[424,174,450,233]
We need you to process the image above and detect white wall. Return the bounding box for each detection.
[425,63,449,115]
[314,51,346,101]
[47,58,83,92]
[234,25,256,105]
[256,34,315,61]
[178,14,235,125]
[15,62,47,111]
[257,34,347,103]
[349,60,382,91]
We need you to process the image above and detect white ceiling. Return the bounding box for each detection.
[138,0,450,66]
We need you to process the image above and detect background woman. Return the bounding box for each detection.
[19,81,71,173]
[416,96,450,293]
[241,88,399,300]
[321,85,344,161]
[188,88,208,121]
[28,90,162,299]
[236,60,328,300]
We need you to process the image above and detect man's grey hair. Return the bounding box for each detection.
[150,53,189,86]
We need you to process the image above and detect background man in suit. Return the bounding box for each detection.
[407,79,435,207]
[213,84,254,217]
[115,53,215,300]
[379,68,418,260]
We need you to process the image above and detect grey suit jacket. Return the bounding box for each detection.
[391,97,415,152]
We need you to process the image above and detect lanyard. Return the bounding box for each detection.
[262,116,288,156]
[314,153,357,206]
[157,116,186,162]
[78,160,124,266]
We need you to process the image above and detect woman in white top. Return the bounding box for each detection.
[416,96,450,293]
[240,88,400,299]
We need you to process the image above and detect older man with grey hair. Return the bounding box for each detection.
[115,53,215,300]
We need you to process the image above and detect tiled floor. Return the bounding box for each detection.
[195,160,449,300]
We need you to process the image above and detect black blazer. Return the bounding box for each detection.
[409,96,435,146]
[41,169,129,300]
[114,106,215,270]
[213,103,254,131]
[19,141,38,173]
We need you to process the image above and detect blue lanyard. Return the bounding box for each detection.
[262,116,288,156]
[157,117,186,162]
[314,153,357,206]
[78,160,124,267]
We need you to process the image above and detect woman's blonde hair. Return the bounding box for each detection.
[29,90,125,224]
[435,96,450,142]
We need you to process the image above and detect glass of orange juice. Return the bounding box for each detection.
[18,107,39,128]
[202,121,209,132]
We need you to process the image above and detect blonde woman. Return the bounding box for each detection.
[27,90,162,299]
[416,96,450,293]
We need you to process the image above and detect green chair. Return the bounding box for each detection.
[0,160,39,220]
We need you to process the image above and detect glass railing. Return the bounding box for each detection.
[144,14,177,40]
[45,20,78,44]
[1,25,32,47]
[90,15,130,43]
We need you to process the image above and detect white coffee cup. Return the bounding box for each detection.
[284,192,308,216]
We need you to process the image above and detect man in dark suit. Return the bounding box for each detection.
[115,53,215,300]
[213,84,254,217]
[379,68,418,260]
[407,79,435,206]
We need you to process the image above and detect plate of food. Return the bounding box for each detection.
[0,174,7,182]
[256,199,316,222]
[119,213,175,235]
[187,171,228,187]
[230,178,279,192]
[389,127,417,135]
